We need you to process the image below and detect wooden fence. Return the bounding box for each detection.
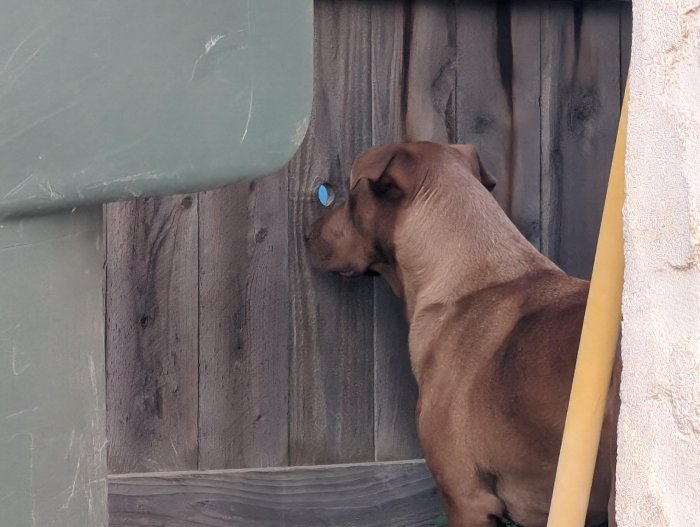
[105,0,631,524]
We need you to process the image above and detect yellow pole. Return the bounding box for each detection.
[546,83,629,526]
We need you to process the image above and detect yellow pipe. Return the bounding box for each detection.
[546,83,629,527]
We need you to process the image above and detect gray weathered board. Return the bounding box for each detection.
[105,0,632,478]
[108,460,444,527]
[0,0,311,217]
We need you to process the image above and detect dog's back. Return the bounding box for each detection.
[413,270,612,526]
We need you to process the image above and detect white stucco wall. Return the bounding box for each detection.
[618,0,700,524]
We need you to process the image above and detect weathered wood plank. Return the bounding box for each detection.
[508,3,543,249]
[402,1,458,143]
[620,0,632,94]
[105,196,199,474]
[455,1,542,247]
[372,280,421,461]
[540,1,622,278]
[456,2,513,213]
[108,460,444,527]
[287,0,375,466]
[197,172,289,470]
[370,1,459,461]
[370,0,407,146]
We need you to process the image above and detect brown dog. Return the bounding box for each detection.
[307,142,617,527]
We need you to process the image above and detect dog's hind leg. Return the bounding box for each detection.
[440,485,505,527]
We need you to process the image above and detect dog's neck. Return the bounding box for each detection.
[380,182,560,380]
[390,182,559,323]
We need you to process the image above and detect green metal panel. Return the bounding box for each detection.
[0,0,312,217]
[0,3,311,525]
[0,208,106,526]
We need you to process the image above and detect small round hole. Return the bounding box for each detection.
[317,183,335,207]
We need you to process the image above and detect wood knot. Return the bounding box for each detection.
[568,87,599,136]
[472,115,493,134]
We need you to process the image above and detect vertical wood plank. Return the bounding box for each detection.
[456,2,512,212]
[370,0,407,147]
[540,1,621,278]
[372,277,421,461]
[370,0,459,461]
[197,172,289,470]
[509,3,543,249]
[456,1,542,247]
[620,0,632,94]
[288,0,375,466]
[403,1,458,143]
[105,196,199,474]
[370,0,416,463]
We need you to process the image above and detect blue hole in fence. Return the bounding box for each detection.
[317,183,335,207]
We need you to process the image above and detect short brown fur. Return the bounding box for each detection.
[307,142,618,527]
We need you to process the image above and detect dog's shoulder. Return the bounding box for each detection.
[436,270,589,389]
[481,271,590,420]
[412,271,587,371]
[465,271,591,456]
[485,270,589,368]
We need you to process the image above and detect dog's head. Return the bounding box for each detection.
[306,142,496,295]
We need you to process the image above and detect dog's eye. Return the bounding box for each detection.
[317,183,336,207]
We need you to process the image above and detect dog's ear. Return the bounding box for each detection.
[449,144,497,192]
[350,144,415,200]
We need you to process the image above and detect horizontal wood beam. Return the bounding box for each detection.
[108,459,445,527]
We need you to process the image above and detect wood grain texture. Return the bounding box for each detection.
[620,0,632,95]
[370,0,407,146]
[508,3,543,249]
[197,172,289,470]
[456,1,514,212]
[456,1,542,247]
[402,1,458,143]
[105,196,199,474]
[540,1,622,279]
[370,1,450,461]
[287,0,375,466]
[372,280,420,461]
[108,460,444,527]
